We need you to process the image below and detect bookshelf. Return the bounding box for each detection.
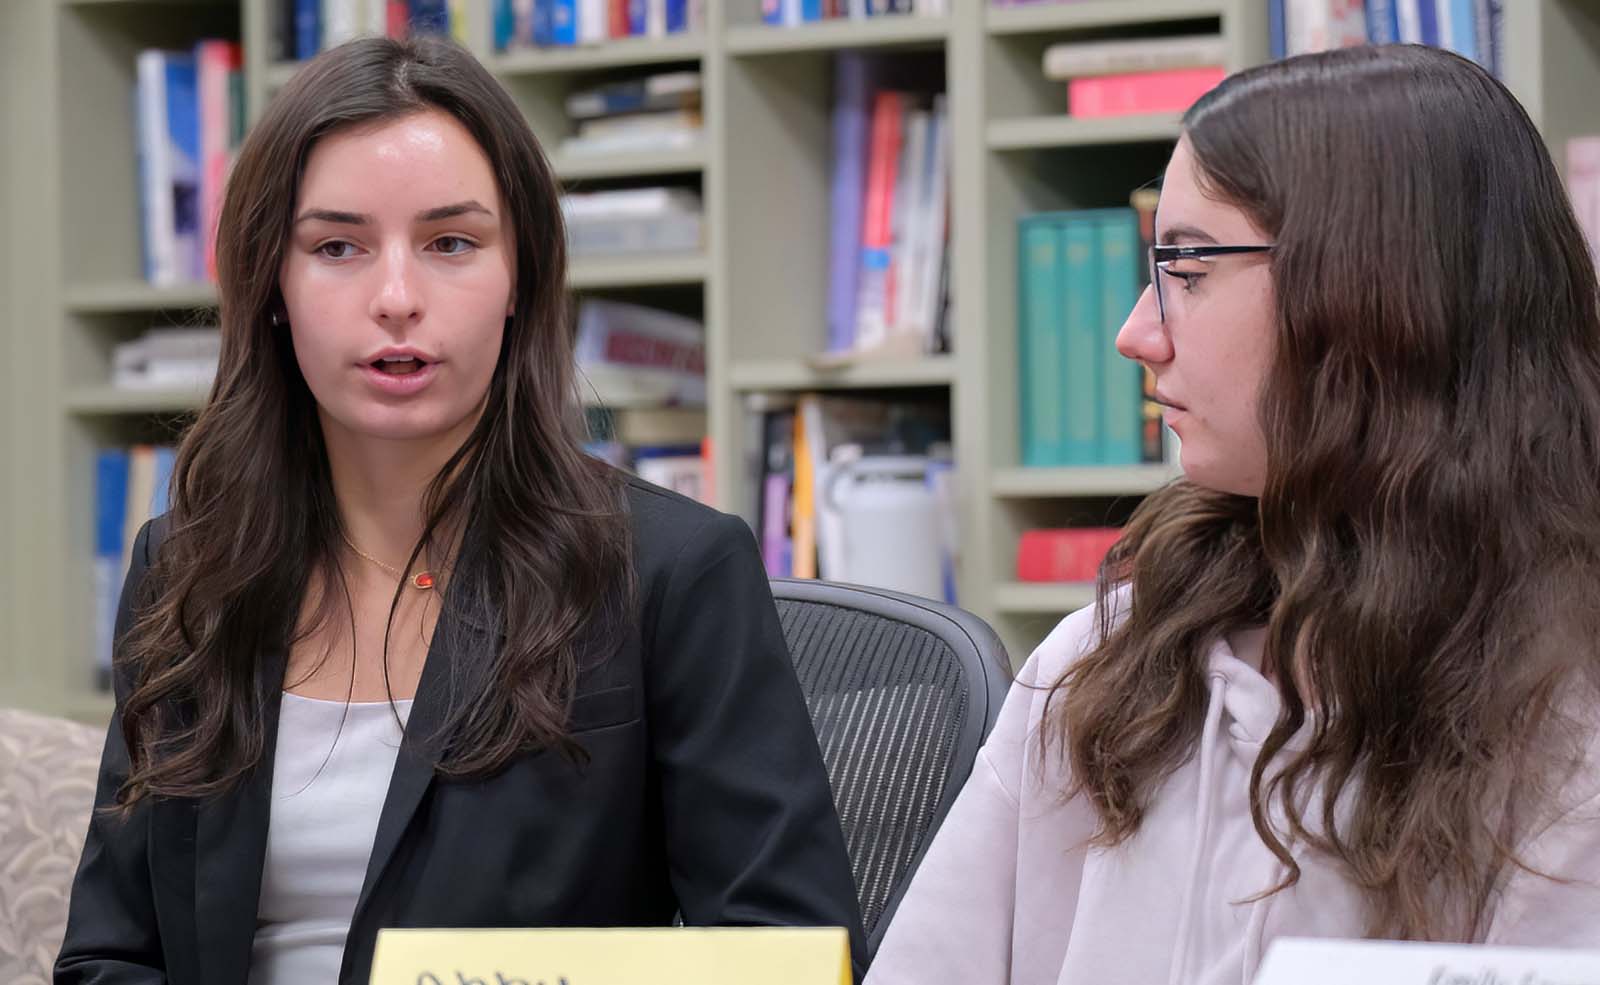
[3,0,1599,722]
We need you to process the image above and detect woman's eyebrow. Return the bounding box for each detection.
[293,200,495,226]
[1158,222,1219,246]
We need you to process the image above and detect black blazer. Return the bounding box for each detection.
[56,478,867,984]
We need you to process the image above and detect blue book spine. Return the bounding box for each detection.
[410,0,450,34]
[629,0,648,33]
[665,0,687,32]
[1448,0,1478,61]
[165,55,201,282]
[762,0,782,26]
[533,0,553,45]
[1480,0,1502,77]
[826,53,873,354]
[1269,0,1286,59]
[493,0,516,51]
[1367,0,1400,44]
[95,450,131,558]
[150,445,177,518]
[94,448,131,685]
[1419,0,1440,45]
[294,0,320,59]
[550,0,578,44]
[801,0,823,21]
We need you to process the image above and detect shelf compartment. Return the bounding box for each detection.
[726,17,948,56]
[993,580,1096,614]
[987,112,1183,150]
[65,385,207,415]
[491,34,707,75]
[552,145,708,180]
[729,355,955,391]
[568,253,709,289]
[64,281,219,313]
[986,0,1228,35]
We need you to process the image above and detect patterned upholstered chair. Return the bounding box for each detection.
[0,708,102,985]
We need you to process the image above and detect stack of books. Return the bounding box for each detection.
[111,327,221,392]
[560,71,702,157]
[560,187,703,257]
[1040,35,1227,119]
[574,299,706,407]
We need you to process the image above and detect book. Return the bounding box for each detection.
[1059,217,1100,465]
[1016,528,1122,583]
[1067,67,1227,118]
[196,40,242,284]
[135,50,201,287]
[1570,137,1600,274]
[1042,35,1227,80]
[826,53,874,354]
[1097,210,1143,465]
[1018,216,1065,466]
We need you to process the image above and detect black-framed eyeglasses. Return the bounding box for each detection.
[1150,244,1274,322]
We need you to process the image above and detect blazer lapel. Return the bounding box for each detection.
[348,548,500,929]
[194,645,287,985]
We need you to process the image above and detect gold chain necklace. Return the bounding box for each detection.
[340,531,435,590]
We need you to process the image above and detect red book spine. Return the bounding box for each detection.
[1067,66,1227,118]
[1016,528,1124,583]
[610,0,630,37]
[387,0,410,39]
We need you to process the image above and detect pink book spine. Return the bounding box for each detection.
[196,40,242,284]
[1067,66,1227,118]
[1570,137,1600,272]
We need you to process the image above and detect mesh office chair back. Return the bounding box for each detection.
[770,579,1013,959]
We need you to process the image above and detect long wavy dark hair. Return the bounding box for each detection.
[1048,44,1600,940]
[114,36,633,808]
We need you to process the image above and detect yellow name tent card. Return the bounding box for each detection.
[369,926,852,985]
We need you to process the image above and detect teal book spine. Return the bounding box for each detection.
[1018,216,1066,466]
[1098,209,1144,465]
[1060,217,1102,465]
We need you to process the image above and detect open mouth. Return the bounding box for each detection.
[372,356,428,376]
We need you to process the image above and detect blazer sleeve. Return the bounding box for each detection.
[646,511,869,979]
[55,518,167,984]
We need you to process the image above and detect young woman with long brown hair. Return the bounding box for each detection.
[868,44,1600,985]
[56,36,864,985]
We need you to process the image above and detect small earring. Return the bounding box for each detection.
[269,310,283,328]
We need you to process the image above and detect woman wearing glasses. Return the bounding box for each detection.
[866,43,1600,985]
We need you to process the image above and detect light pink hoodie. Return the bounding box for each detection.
[866,591,1600,985]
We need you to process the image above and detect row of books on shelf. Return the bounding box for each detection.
[136,42,244,288]
[826,55,950,358]
[749,393,956,603]
[493,0,703,51]
[272,0,465,62]
[1017,196,1167,469]
[559,70,702,156]
[760,0,946,24]
[1271,0,1503,75]
[93,444,176,685]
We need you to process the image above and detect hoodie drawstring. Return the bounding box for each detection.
[1168,677,1229,985]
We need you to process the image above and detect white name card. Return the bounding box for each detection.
[1254,938,1600,985]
